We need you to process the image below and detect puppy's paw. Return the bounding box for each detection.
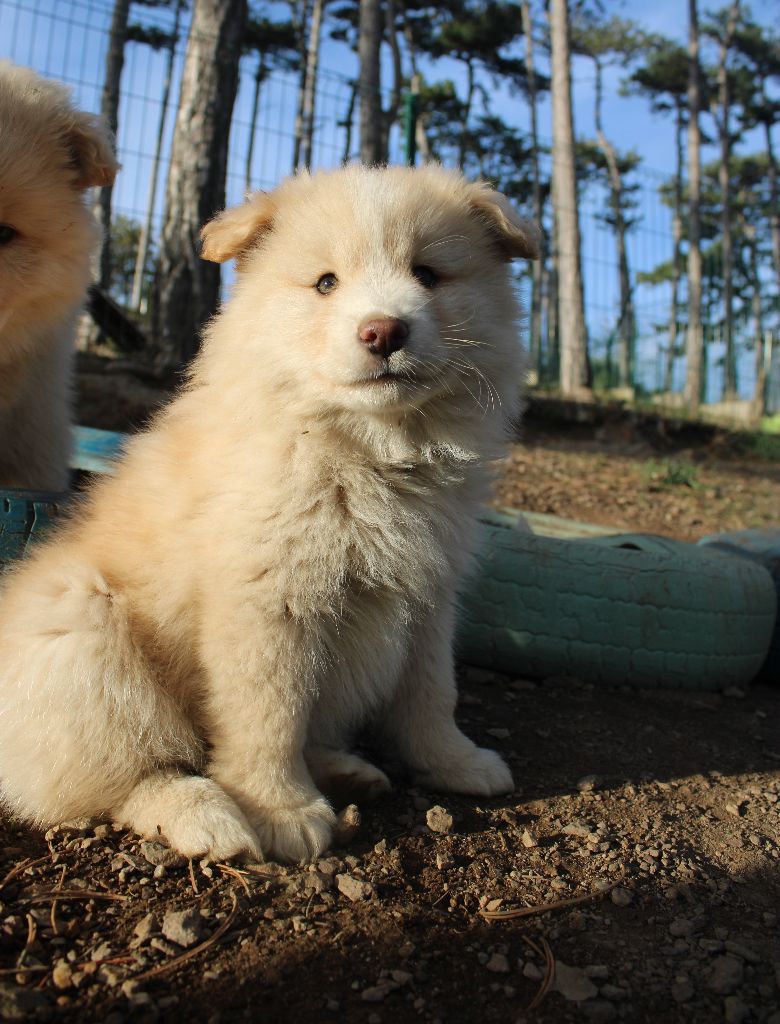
[307,749,392,802]
[417,746,514,797]
[251,797,336,863]
[159,799,262,862]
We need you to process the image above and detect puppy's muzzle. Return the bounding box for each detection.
[358,317,409,359]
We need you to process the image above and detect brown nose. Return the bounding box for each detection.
[357,317,409,358]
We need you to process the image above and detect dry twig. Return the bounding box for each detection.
[0,854,51,893]
[217,863,251,896]
[24,889,127,904]
[188,859,199,895]
[524,934,556,1011]
[479,875,623,921]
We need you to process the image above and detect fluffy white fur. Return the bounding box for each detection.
[0,165,538,862]
[0,61,118,490]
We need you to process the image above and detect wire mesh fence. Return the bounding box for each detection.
[2,0,777,417]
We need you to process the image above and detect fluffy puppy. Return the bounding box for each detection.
[0,166,538,862]
[0,61,118,490]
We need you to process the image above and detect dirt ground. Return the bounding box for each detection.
[0,371,778,1023]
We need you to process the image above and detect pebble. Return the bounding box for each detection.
[334,804,361,845]
[52,961,74,990]
[335,873,374,902]
[671,978,694,1003]
[707,956,744,995]
[139,841,184,868]
[553,960,598,1002]
[131,913,159,947]
[577,775,600,792]
[522,962,544,981]
[485,953,510,974]
[486,728,510,739]
[161,907,207,948]
[724,940,761,964]
[520,829,538,848]
[669,918,695,938]
[426,805,454,834]
[610,887,633,907]
[0,984,50,1019]
[724,996,750,1023]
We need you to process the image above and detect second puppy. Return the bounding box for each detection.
[0,165,538,861]
[0,62,118,490]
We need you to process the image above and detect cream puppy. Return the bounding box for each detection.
[0,166,538,862]
[0,61,118,490]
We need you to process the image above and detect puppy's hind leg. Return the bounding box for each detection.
[115,772,262,862]
[305,746,392,803]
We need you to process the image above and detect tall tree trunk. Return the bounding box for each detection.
[522,0,543,380]
[291,0,311,171]
[593,57,633,390]
[457,60,476,171]
[97,0,131,295]
[131,0,183,312]
[152,0,247,369]
[746,224,766,419]
[665,102,685,394]
[381,0,402,160]
[764,114,780,294]
[684,0,704,412]
[339,80,358,164]
[300,0,326,170]
[400,8,432,162]
[245,54,267,193]
[358,0,383,164]
[716,0,740,399]
[550,0,589,395]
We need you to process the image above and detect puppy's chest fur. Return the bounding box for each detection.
[256,446,482,629]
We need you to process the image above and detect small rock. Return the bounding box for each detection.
[577,775,600,792]
[669,918,695,938]
[486,728,510,740]
[161,907,207,948]
[140,841,184,868]
[485,953,510,974]
[485,899,503,913]
[724,940,761,964]
[707,956,744,995]
[52,962,74,990]
[131,913,159,947]
[522,962,544,981]
[361,986,387,1003]
[334,804,361,845]
[585,965,610,980]
[671,977,694,1003]
[553,961,598,1002]
[520,829,538,849]
[723,996,750,1024]
[0,984,50,1019]
[610,887,633,907]
[150,937,180,956]
[303,871,333,894]
[562,822,593,838]
[426,805,454,834]
[723,686,745,699]
[336,874,374,902]
[98,966,123,987]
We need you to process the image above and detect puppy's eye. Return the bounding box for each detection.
[315,273,338,295]
[412,265,437,289]
[0,225,17,246]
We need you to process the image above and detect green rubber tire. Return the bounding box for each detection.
[456,525,778,691]
[0,490,65,567]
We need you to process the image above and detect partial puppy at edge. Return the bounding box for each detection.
[0,60,118,491]
[0,164,539,863]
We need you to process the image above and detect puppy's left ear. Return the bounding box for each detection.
[68,112,120,189]
[200,192,276,264]
[468,183,540,261]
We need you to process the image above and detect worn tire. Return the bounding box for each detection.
[457,524,777,691]
[0,490,65,567]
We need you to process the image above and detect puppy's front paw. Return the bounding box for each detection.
[418,746,514,797]
[252,797,336,863]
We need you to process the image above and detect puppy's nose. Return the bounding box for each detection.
[358,317,409,358]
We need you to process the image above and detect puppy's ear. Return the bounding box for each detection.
[467,183,540,261]
[68,112,120,189]
[200,192,276,264]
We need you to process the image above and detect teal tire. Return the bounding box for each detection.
[457,525,778,691]
[0,490,66,567]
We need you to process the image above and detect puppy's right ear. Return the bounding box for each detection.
[200,192,276,264]
[68,111,120,188]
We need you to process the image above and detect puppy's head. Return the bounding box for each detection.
[0,61,119,336]
[201,166,538,423]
